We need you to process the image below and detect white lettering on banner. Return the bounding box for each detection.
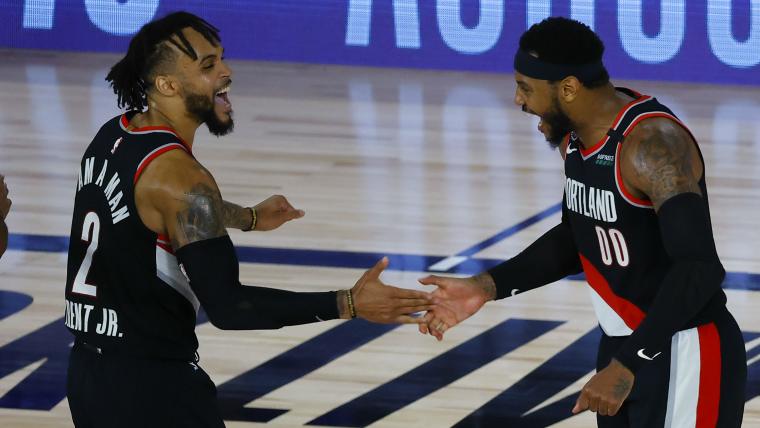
[527,0,551,27]
[618,0,685,64]
[23,0,55,29]
[346,0,421,48]
[84,0,159,35]
[708,0,760,68]
[437,0,503,54]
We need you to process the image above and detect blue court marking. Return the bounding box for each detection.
[6,232,760,291]
[218,318,398,423]
[455,203,563,258]
[426,203,562,272]
[307,318,563,427]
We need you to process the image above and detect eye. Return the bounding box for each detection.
[203,62,214,70]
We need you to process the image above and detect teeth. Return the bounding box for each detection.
[216,85,230,96]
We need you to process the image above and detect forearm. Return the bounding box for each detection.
[222,200,254,230]
[614,193,724,373]
[487,221,582,300]
[177,236,340,330]
[614,260,723,372]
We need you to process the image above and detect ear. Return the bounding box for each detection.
[559,76,581,103]
[153,74,180,98]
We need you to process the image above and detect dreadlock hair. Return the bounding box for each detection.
[105,11,221,111]
[519,17,610,88]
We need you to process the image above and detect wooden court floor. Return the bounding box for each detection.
[0,49,759,427]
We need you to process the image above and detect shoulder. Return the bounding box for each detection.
[137,148,217,196]
[619,117,703,210]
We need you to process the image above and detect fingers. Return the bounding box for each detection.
[390,288,432,301]
[285,208,305,221]
[572,391,589,414]
[608,400,624,416]
[419,312,434,335]
[394,315,429,324]
[366,257,389,279]
[417,275,449,289]
[396,304,434,314]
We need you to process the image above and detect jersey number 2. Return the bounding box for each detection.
[72,212,100,297]
[595,226,629,267]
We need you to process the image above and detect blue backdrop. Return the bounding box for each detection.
[2,0,759,85]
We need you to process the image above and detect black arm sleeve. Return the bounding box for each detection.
[175,236,339,330]
[614,192,725,373]
[488,207,583,300]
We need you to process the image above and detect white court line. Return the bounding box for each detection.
[428,256,468,272]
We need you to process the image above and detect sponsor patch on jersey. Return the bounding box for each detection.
[595,154,615,167]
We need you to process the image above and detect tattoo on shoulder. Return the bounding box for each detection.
[172,182,226,248]
[628,121,702,208]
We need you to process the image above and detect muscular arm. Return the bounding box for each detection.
[622,118,703,208]
[614,118,724,373]
[136,151,347,329]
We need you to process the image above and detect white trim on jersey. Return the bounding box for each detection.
[587,286,633,336]
[619,111,684,137]
[664,327,701,428]
[156,244,201,314]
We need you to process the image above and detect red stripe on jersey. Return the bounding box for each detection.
[133,144,187,185]
[696,323,721,428]
[579,95,651,158]
[120,114,191,151]
[579,254,645,330]
[156,241,174,254]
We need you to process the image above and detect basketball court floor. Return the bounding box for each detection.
[0,49,758,427]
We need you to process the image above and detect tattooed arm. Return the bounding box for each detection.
[619,117,703,209]
[222,200,253,231]
[133,150,431,327]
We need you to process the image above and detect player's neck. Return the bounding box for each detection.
[130,107,198,148]
[571,85,633,150]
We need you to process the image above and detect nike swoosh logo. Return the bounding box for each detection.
[637,348,662,360]
[566,147,578,154]
[510,289,520,296]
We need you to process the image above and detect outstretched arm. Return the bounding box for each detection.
[136,151,432,329]
[419,211,583,340]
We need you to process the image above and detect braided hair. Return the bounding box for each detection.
[105,11,221,111]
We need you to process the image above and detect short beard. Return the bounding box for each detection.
[542,95,574,149]
[184,92,234,137]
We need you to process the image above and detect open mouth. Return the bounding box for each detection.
[214,82,232,112]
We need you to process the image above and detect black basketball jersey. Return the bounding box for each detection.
[64,112,200,360]
[563,88,726,337]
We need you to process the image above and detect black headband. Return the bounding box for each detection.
[513,49,605,82]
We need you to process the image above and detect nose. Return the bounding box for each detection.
[220,59,232,79]
[514,89,524,107]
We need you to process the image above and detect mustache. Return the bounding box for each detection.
[215,78,232,92]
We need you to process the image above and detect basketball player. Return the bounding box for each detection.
[418,17,746,427]
[0,174,9,257]
[64,12,432,428]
